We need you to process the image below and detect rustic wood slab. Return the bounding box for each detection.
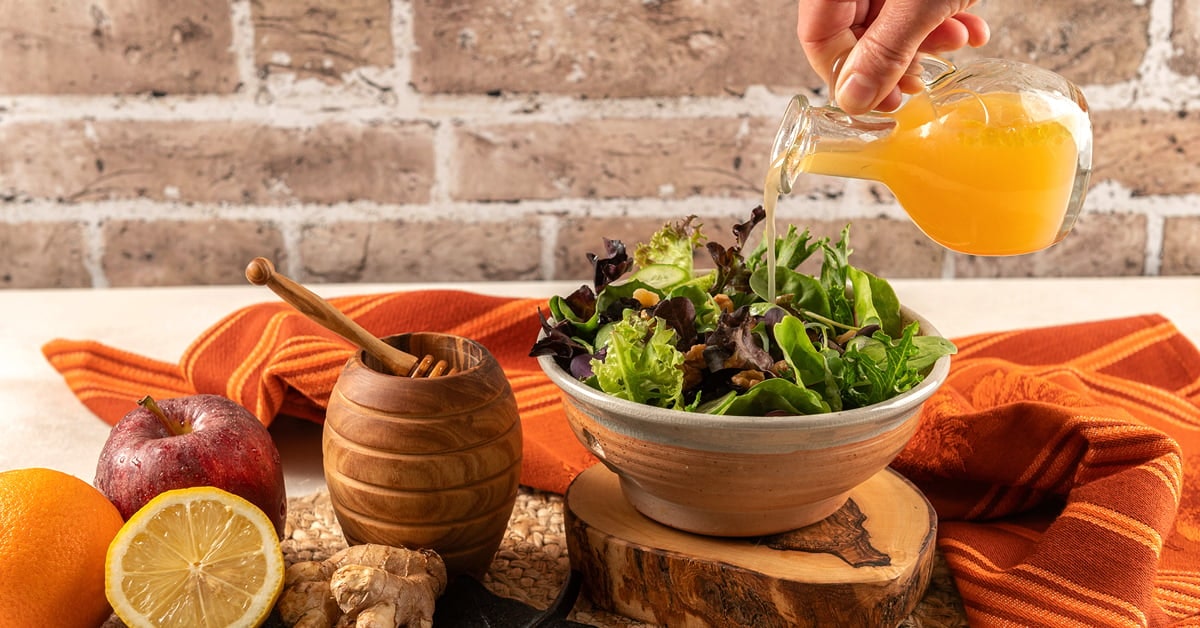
[565,464,937,627]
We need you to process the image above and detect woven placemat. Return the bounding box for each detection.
[283,488,969,628]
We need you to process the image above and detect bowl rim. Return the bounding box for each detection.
[536,304,951,451]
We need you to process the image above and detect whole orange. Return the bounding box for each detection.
[0,467,125,627]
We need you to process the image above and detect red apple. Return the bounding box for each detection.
[94,394,287,537]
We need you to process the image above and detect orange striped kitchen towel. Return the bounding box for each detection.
[41,290,597,495]
[41,292,1200,626]
[891,313,1200,627]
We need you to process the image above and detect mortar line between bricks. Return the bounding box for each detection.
[430,120,457,204]
[0,94,785,124]
[1144,214,1165,276]
[0,76,1193,127]
[390,0,416,94]
[2,192,1199,224]
[81,221,109,289]
[1,198,886,222]
[1144,0,1177,74]
[278,221,304,279]
[228,0,259,99]
[1082,182,1200,214]
[539,214,560,281]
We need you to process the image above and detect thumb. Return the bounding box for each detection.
[834,1,951,114]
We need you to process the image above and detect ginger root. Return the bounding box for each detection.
[277,544,448,628]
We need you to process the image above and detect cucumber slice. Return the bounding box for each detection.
[594,322,615,352]
[628,264,689,290]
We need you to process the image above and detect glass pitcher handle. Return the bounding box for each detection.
[915,55,993,125]
[916,54,957,88]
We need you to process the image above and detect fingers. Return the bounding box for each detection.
[831,2,990,114]
[872,51,924,111]
[955,12,991,47]
[835,0,953,113]
[797,0,990,115]
[834,37,915,113]
[919,18,970,52]
[896,58,926,92]
[919,14,990,52]
[875,86,904,112]
[795,0,866,87]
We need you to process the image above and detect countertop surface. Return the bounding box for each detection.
[3,277,1198,495]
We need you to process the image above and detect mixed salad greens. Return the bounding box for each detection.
[530,207,957,416]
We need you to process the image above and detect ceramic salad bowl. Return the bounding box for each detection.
[538,305,950,538]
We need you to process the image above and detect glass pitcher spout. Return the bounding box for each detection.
[768,55,1094,257]
[769,95,898,195]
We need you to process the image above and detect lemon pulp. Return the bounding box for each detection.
[105,487,284,628]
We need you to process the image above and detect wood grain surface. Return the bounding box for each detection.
[565,464,937,627]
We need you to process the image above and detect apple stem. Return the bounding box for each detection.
[138,395,190,436]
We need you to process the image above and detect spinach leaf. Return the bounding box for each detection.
[773,315,826,387]
[773,315,844,411]
[847,266,903,337]
[706,378,829,416]
[749,267,831,320]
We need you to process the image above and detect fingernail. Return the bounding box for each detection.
[836,72,880,113]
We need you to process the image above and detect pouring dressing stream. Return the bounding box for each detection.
[762,55,1093,302]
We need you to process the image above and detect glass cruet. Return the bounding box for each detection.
[769,55,1093,256]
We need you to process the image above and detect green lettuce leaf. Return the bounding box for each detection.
[591,311,686,410]
[634,217,705,275]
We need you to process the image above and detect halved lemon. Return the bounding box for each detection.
[104,486,285,628]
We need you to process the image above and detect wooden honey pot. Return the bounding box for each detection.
[323,332,523,577]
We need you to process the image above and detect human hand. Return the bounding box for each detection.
[796,0,990,114]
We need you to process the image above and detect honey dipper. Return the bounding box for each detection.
[244,257,451,377]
